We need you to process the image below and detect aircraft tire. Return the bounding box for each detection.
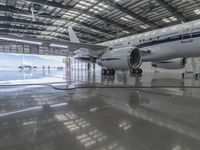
[106,69,111,76]
[137,69,143,74]
[101,69,106,75]
[110,69,115,76]
[130,69,136,74]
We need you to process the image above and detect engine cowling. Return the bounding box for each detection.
[151,58,187,69]
[97,47,141,70]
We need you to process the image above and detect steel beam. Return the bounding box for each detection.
[103,0,159,29]
[0,16,105,42]
[23,0,137,33]
[155,0,185,22]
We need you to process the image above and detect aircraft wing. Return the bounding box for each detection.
[57,41,109,51]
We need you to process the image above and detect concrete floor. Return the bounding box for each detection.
[0,69,200,150]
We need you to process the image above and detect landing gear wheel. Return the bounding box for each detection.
[110,69,115,76]
[130,69,136,74]
[106,69,111,76]
[137,69,143,74]
[101,69,106,75]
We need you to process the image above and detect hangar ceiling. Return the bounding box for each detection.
[0,0,200,44]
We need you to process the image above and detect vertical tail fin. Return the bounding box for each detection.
[68,26,80,43]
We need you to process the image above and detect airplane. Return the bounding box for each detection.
[68,19,200,76]
[1,19,200,76]
[68,20,200,75]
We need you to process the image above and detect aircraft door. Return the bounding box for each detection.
[181,24,193,43]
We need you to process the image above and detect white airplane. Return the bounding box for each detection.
[67,19,200,75]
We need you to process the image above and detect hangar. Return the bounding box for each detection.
[1,0,200,150]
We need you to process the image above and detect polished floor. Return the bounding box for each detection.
[0,69,200,150]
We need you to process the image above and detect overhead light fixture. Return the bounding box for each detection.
[50,43,68,49]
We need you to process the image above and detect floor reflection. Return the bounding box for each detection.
[1,70,200,149]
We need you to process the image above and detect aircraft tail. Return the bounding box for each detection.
[68,26,80,43]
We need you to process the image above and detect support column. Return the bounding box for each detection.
[87,63,90,70]
[93,63,95,71]
[191,58,196,74]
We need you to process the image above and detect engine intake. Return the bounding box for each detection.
[128,48,141,69]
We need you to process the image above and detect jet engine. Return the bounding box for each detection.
[97,47,141,70]
[151,58,187,69]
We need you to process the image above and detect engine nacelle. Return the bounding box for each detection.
[151,58,187,69]
[97,47,141,70]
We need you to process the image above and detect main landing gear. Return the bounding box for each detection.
[130,68,143,75]
[101,69,116,76]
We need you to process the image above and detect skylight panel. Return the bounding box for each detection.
[79,1,93,7]
[125,15,133,19]
[120,17,129,22]
[53,20,66,26]
[169,16,177,21]
[162,18,171,23]
[94,6,103,11]
[98,3,109,8]
[120,15,134,22]
[63,12,79,18]
[123,30,130,34]
[140,25,150,29]
[65,22,77,27]
[75,4,88,10]
[194,9,200,15]
[46,27,57,31]
[89,9,99,14]
[68,10,80,15]
[162,16,177,23]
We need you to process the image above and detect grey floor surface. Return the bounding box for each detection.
[0,69,200,150]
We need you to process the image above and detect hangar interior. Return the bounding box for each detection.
[1,0,200,150]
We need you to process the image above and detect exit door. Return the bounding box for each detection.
[181,24,193,43]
